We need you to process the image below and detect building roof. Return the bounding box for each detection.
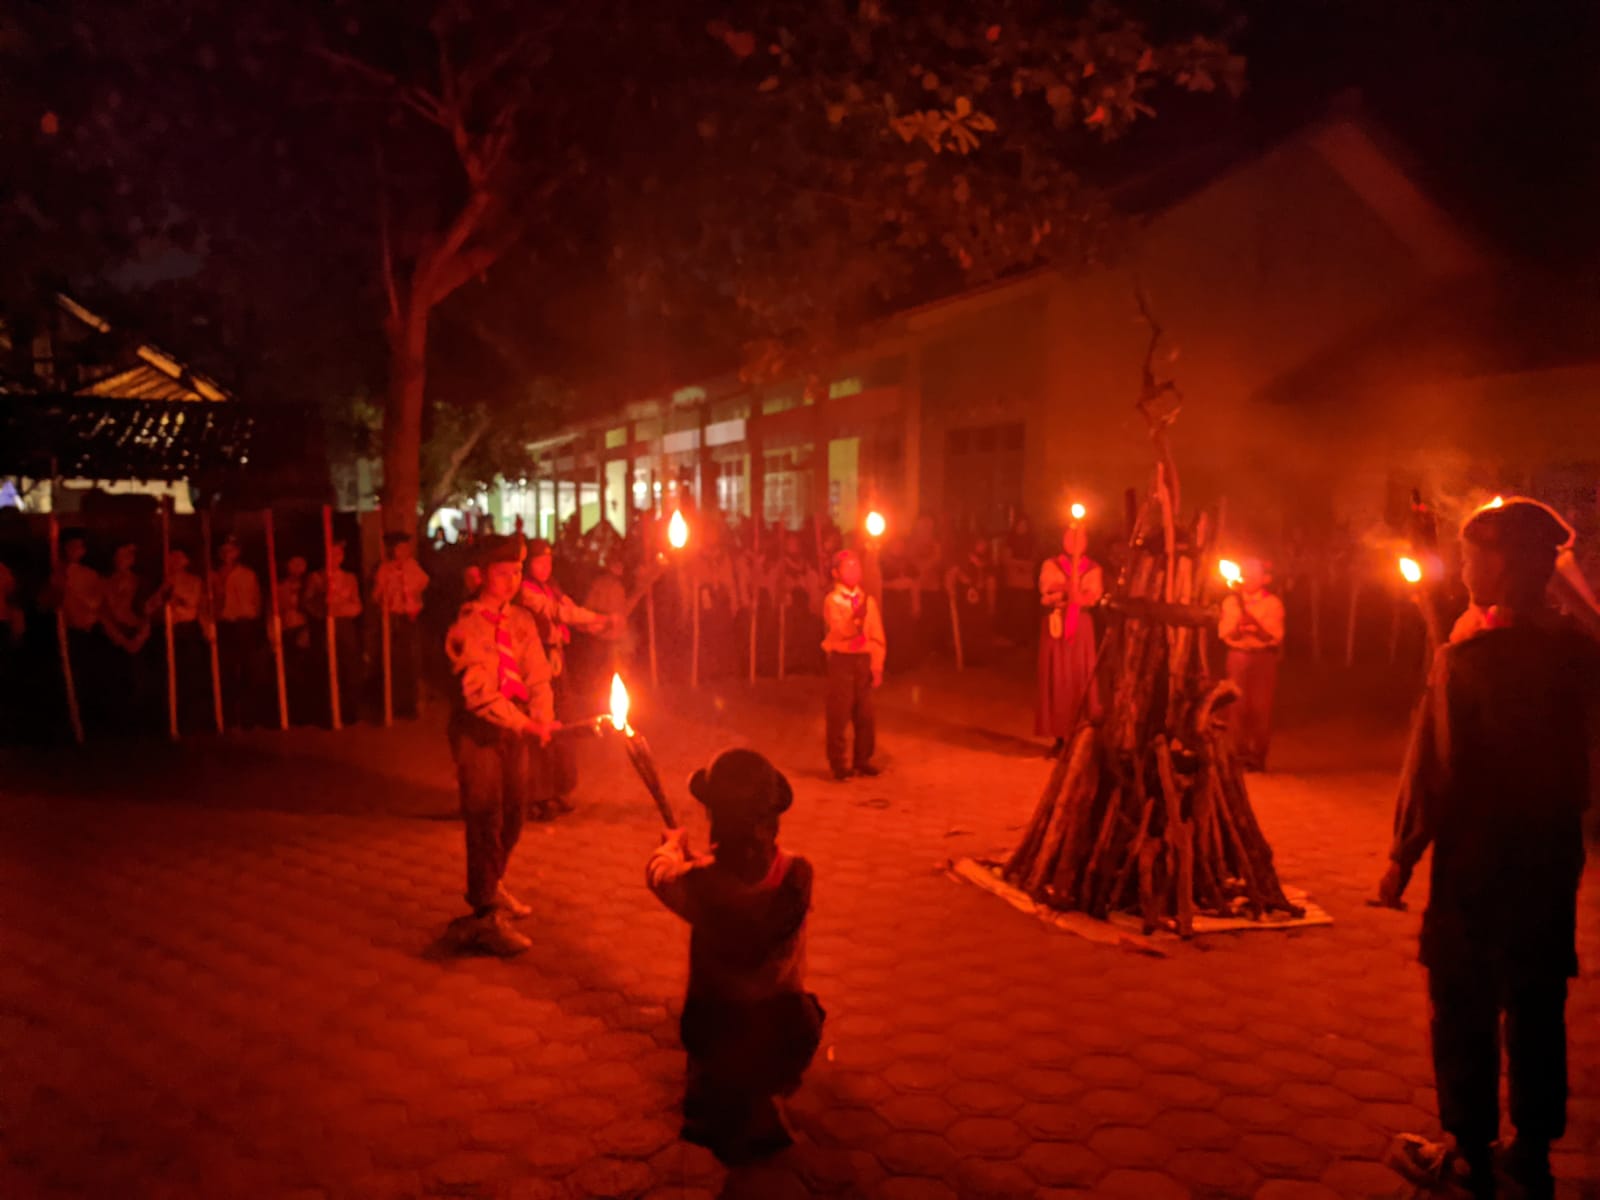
[0,393,260,482]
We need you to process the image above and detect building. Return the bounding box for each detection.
[487,110,1600,549]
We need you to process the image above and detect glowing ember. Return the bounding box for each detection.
[1069,502,1087,522]
[1219,559,1242,587]
[609,673,631,731]
[1399,557,1423,585]
[865,510,887,538]
[667,510,689,550]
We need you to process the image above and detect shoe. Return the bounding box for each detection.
[472,912,532,957]
[853,763,881,778]
[548,794,576,815]
[496,883,532,919]
[831,767,853,782]
[1385,1133,1494,1198]
[1502,1138,1554,1200]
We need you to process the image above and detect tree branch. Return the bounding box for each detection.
[375,149,402,329]
[311,44,447,128]
[427,408,495,509]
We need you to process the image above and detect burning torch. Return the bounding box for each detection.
[606,673,678,829]
[1397,555,1442,656]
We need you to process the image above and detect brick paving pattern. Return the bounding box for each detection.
[3,663,1597,1198]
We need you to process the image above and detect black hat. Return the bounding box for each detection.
[1462,498,1573,555]
[476,533,527,568]
[689,748,794,827]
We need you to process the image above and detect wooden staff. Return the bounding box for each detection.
[947,582,965,671]
[46,510,85,744]
[160,501,179,740]
[378,506,393,727]
[1387,595,1403,664]
[1344,576,1361,667]
[689,564,701,688]
[777,586,788,681]
[1309,572,1324,664]
[200,508,224,733]
[646,581,659,688]
[747,582,759,684]
[322,504,342,731]
[262,508,290,731]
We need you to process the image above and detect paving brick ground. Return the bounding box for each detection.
[3,659,1597,1198]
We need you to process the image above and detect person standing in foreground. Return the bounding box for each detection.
[1379,498,1596,1200]
[646,749,825,1164]
[1035,521,1104,758]
[821,549,886,781]
[1217,557,1285,771]
[444,534,555,957]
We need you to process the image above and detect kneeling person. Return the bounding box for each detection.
[445,534,555,956]
[647,750,825,1164]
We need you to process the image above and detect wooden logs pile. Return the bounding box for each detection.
[1002,475,1303,936]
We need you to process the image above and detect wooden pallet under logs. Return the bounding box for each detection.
[1002,470,1304,938]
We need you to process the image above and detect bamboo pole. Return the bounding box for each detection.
[262,508,289,730]
[322,504,342,731]
[1344,576,1361,667]
[378,504,393,727]
[689,565,701,688]
[160,501,178,740]
[747,584,759,684]
[47,510,85,744]
[646,584,659,688]
[947,583,965,671]
[200,508,224,733]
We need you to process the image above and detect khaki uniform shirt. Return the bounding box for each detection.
[445,600,555,727]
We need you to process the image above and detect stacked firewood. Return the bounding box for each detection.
[1002,469,1304,937]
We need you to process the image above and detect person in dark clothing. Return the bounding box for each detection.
[1378,498,1597,1200]
[646,748,824,1165]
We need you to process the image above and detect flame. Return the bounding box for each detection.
[609,673,630,731]
[1219,559,1242,587]
[1069,502,1087,522]
[1399,557,1423,585]
[865,511,886,538]
[667,510,689,550]
[1488,495,1505,509]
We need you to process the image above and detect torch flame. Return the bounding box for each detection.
[667,510,689,550]
[865,510,886,538]
[1399,557,1423,585]
[1488,495,1505,509]
[1070,502,1087,522]
[609,673,631,732]
[1219,559,1242,587]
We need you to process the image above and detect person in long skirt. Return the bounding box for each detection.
[1218,557,1285,771]
[1035,522,1103,756]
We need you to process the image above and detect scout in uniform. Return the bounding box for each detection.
[445,534,555,957]
[102,541,154,731]
[371,531,430,718]
[159,547,212,732]
[212,533,263,729]
[820,549,886,781]
[647,748,825,1164]
[276,555,313,722]
[518,537,613,816]
[1379,499,1597,1200]
[1217,557,1286,771]
[306,540,363,726]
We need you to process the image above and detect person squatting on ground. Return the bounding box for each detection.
[445,534,555,957]
[646,748,825,1165]
[821,549,886,781]
[517,537,614,818]
[1378,498,1597,1200]
[1218,557,1285,771]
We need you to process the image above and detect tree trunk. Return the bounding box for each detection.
[383,304,429,535]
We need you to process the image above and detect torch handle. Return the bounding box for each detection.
[624,731,678,829]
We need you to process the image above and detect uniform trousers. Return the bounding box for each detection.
[452,715,531,914]
[1428,959,1568,1149]
[825,651,875,773]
